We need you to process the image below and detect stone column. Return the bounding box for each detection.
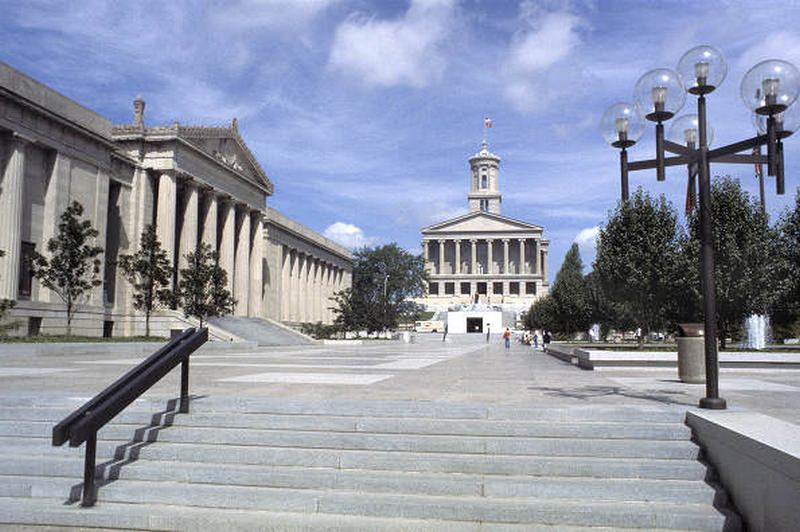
[234,206,251,316]
[486,239,494,275]
[0,136,27,299]
[438,239,445,274]
[470,239,477,274]
[519,239,526,274]
[249,211,263,317]
[289,250,298,322]
[503,239,509,275]
[542,248,548,280]
[39,151,69,303]
[304,255,314,323]
[313,259,322,323]
[201,191,218,251]
[156,172,177,286]
[218,199,236,294]
[281,246,290,321]
[454,239,461,275]
[178,181,199,273]
[422,240,429,269]
[532,240,540,275]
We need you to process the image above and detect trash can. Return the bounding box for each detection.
[677,323,705,384]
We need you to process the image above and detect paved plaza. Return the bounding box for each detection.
[1,334,798,422]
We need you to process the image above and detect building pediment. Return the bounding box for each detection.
[422,211,542,235]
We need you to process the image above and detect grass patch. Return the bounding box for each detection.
[0,335,167,343]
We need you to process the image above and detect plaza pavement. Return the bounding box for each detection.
[0,333,797,425]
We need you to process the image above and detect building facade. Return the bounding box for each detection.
[419,140,549,313]
[0,62,350,336]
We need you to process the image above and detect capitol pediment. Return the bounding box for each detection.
[423,211,542,235]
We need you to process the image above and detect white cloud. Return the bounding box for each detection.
[501,7,585,112]
[212,0,339,32]
[575,225,600,246]
[737,31,800,72]
[324,222,378,249]
[328,0,456,88]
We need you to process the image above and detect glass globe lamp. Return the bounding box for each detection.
[677,45,727,94]
[634,68,686,122]
[669,114,714,147]
[600,102,644,148]
[741,59,800,115]
[753,102,800,138]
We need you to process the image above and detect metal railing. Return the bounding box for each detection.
[52,327,209,507]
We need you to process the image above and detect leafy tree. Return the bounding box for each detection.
[685,177,780,348]
[766,187,800,341]
[525,295,558,333]
[549,243,592,336]
[30,201,103,335]
[332,243,427,333]
[175,243,235,328]
[118,225,175,336]
[593,189,685,339]
[585,270,635,339]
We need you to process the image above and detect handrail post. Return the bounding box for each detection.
[179,359,190,414]
[82,433,97,507]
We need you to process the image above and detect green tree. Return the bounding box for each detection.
[549,243,592,336]
[766,187,799,341]
[332,243,427,333]
[175,243,235,328]
[593,189,684,339]
[525,295,558,333]
[118,225,175,336]
[30,201,103,335]
[685,177,780,348]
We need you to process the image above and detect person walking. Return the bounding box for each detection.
[442,323,448,343]
[503,328,511,350]
[543,331,551,352]
[486,324,491,343]
[533,332,539,351]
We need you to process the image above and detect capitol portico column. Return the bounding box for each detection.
[201,191,218,251]
[542,248,548,280]
[178,181,199,275]
[218,199,236,294]
[0,135,27,300]
[470,239,477,274]
[156,172,177,286]
[532,240,540,275]
[502,239,509,275]
[234,205,251,316]
[289,250,298,321]
[422,240,429,270]
[438,239,445,274]
[486,239,494,275]
[281,246,290,320]
[454,239,461,275]
[249,211,263,317]
[519,239,526,274]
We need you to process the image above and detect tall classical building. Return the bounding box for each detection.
[0,61,351,337]
[419,140,549,312]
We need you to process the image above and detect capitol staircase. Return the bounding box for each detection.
[0,397,741,530]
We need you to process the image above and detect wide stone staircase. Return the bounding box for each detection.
[0,397,741,530]
[207,316,315,346]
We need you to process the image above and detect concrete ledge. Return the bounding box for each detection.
[686,410,800,532]
[322,339,364,345]
[570,349,800,370]
[543,345,578,365]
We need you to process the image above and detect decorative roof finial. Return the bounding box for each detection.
[231,117,238,133]
[133,95,145,129]
[483,117,492,146]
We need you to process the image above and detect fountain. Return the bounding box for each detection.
[741,314,771,350]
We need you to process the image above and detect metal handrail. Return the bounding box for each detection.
[52,327,209,506]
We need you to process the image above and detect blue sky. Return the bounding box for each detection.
[2,0,800,281]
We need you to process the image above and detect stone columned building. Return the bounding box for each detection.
[419,140,549,314]
[0,61,350,338]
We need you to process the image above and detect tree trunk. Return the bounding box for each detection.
[66,301,73,337]
[145,311,150,337]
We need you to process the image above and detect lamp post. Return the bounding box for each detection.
[601,45,799,410]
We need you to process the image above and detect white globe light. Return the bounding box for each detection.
[677,45,727,94]
[741,59,800,115]
[634,68,685,122]
[752,102,800,137]
[600,102,644,147]
[669,114,714,147]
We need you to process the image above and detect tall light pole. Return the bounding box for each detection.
[601,46,799,410]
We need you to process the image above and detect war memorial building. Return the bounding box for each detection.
[419,140,549,317]
[0,62,351,337]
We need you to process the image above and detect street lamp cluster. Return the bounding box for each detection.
[600,45,800,410]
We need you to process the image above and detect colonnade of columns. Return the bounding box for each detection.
[422,237,546,277]
[0,135,28,300]
[155,172,264,317]
[280,245,347,324]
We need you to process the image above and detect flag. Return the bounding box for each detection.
[484,117,493,129]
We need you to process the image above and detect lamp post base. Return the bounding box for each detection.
[699,397,727,410]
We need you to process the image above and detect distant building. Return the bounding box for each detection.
[0,61,350,337]
[418,140,549,315]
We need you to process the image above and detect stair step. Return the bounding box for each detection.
[0,477,727,530]
[0,496,697,531]
[0,439,708,480]
[0,415,692,440]
[0,455,716,503]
